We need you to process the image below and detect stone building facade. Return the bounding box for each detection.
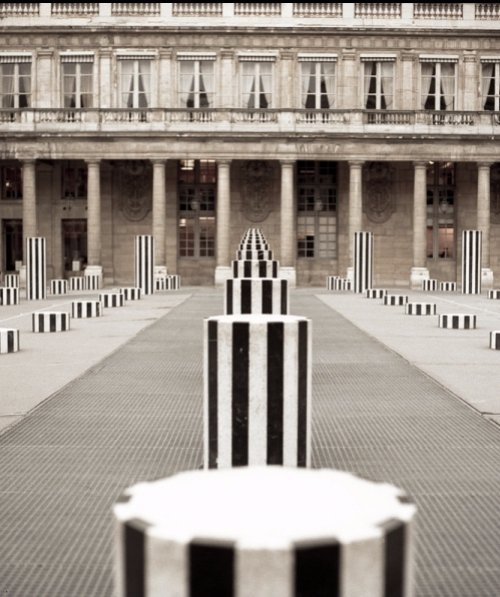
[1,2,500,286]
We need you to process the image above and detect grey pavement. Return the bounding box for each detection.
[1,286,500,596]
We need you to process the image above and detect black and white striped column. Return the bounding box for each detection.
[489,331,500,350]
[440,281,457,292]
[354,231,373,293]
[26,237,46,300]
[166,274,181,290]
[384,295,409,306]
[84,273,101,290]
[422,279,438,292]
[4,274,19,288]
[69,276,86,292]
[113,467,416,597]
[237,249,273,261]
[32,311,70,333]
[439,314,476,329]
[71,300,103,318]
[225,279,288,315]
[50,279,68,295]
[366,288,387,299]
[99,292,124,308]
[462,230,482,295]
[134,235,155,295]
[405,302,437,316]
[232,260,279,279]
[0,328,20,354]
[120,287,142,301]
[204,315,311,468]
[488,290,500,300]
[0,287,19,306]
[327,277,351,291]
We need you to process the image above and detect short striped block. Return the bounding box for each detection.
[354,231,373,293]
[239,242,270,251]
[121,287,142,301]
[326,275,340,290]
[4,274,19,288]
[69,276,86,292]
[71,300,102,319]
[50,279,68,295]
[135,234,155,295]
[166,274,181,290]
[225,278,288,315]
[405,302,437,316]
[236,249,273,260]
[204,315,311,468]
[232,260,279,278]
[32,311,70,333]
[84,273,101,290]
[384,294,409,306]
[326,276,351,291]
[462,230,482,295]
[0,287,19,305]
[366,288,387,299]
[26,237,46,300]
[488,290,500,300]
[422,279,438,292]
[0,328,20,354]
[155,277,167,291]
[490,331,500,350]
[439,314,476,329]
[440,281,456,292]
[99,292,124,308]
[113,467,416,597]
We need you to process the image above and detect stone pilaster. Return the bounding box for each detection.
[85,160,102,277]
[478,162,494,287]
[152,160,167,267]
[347,161,363,278]
[214,160,232,284]
[410,161,430,288]
[22,160,37,257]
[280,160,296,286]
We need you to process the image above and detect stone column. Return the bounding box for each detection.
[220,50,235,109]
[463,54,478,111]
[22,160,37,256]
[401,52,416,110]
[280,160,296,286]
[347,161,363,279]
[85,160,102,279]
[214,160,232,285]
[478,162,494,287]
[152,160,167,276]
[410,161,430,288]
[35,50,53,109]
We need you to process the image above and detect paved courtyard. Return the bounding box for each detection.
[1,286,500,596]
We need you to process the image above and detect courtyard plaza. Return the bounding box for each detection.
[0,285,500,596]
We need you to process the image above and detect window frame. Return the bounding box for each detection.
[0,60,31,109]
[426,162,456,260]
[420,60,457,111]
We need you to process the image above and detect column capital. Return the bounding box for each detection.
[413,161,428,169]
[217,159,232,167]
[348,160,364,168]
[220,49,235,60]
[280,51,295,61]
[85,159,101,166]
[159,49,173,59]
[342,49,356,61]
[280,159,295,167]
[478,161,493,169]
[401,52,416,62]
[151,159,167,166]
[22,159,36,165]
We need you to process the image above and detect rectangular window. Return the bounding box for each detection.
[62,219,87,271]
[120,59,151,108]
[482,62,500,111]
[426,162,455,259]
[0,61,31,108]
[2,219,23,271]
[62,61,93,108]
[1,165,22,200]
[363,61,394,109]
[297,161,337,259]
[241,61,273,109]
[179,60,214,108]
[300,62,336,109]
[421,61,456,110]
[61,161,87,199]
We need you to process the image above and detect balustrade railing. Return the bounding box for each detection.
[0,3,39,16]
[364,110,413,124]
[413,3,463,19]
[293,3,343,17]
[172,3,223,16]
[234,3,282,16]
[475,3,500,18]
[355,3,402,18]
[51,3,99,15]
[111,3,161,16]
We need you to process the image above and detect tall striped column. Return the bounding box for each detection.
[113,467,416,597]
[354,231,373,293]
[26,237,46,300]
[134,235,155,295]
[462,230,482,294]
[225,279,288,315]
[204,315,311,469]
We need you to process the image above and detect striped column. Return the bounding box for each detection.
[113,467,416,597]
[439,314,476,329]
[488,290,500,300]
[0,288,20,305]
[422,279,438,292]
[327,277,352,291]
[462,230,482,294]
[440,281,457,292]
[71,300,102,318]
[50,279,68,295]
[489,331,500,350]
[354,231,373,293]
[232,260,279,278]
[84,273,101,290]
[32,312,70,333]
[204,315,311,469]
[69,277,86,292]
[121,287,142,301]
[99,292,124,308]
[0,328,20,354]
[26,237,46,300]
[384,295,409,306]
[405,302,437,316]
[225,279,288,315]
[4,274,19,288]
[236,249,273,260]
[134,235,155,295]
[366,288,387,299]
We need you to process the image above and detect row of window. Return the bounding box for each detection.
[2,57,500,111]
[0,160,456,262]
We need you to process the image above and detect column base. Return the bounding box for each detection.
[279,266,296,288]
[481,268,494,290]
[410,267,430,289]
[18,264,26,289]
[154,265,168,278]
[214,266,232,286]
[346,267,354,282]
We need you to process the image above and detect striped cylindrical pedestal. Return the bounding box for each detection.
[71,300,102,319]
[354,231,373,293]
[0,287,19,306]
[439,314,476,329]
[488,290,500,300]
[26,237,46,300]
[236,249,273,261]
[32,311,70,333]
[232,260,279,278]
[121,287,141,301]
[113,467,416,597]
[422,279,438,292]
[0,328,20,354]
[69,277,86,292]
[440,281,457,292]
[155,277,167,291]
[366,288,387,299]
[4,274,20,288]
[490,331,500,350]
[134,235,155,295]
[405,302,437,316]
[84,273,101,291]
[327,277,351,291]
[204,315,311,468]
[225,279,288,315]
[384,295,409,306]
[326,276,340,290]
[50,279,68,295]
[166,274,181,290]
[99,292,124,308]
[462,230,482,295]
[239,242,270,252]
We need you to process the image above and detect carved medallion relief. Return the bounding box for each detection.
[241,161,274,222]
[363,162,395,223]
